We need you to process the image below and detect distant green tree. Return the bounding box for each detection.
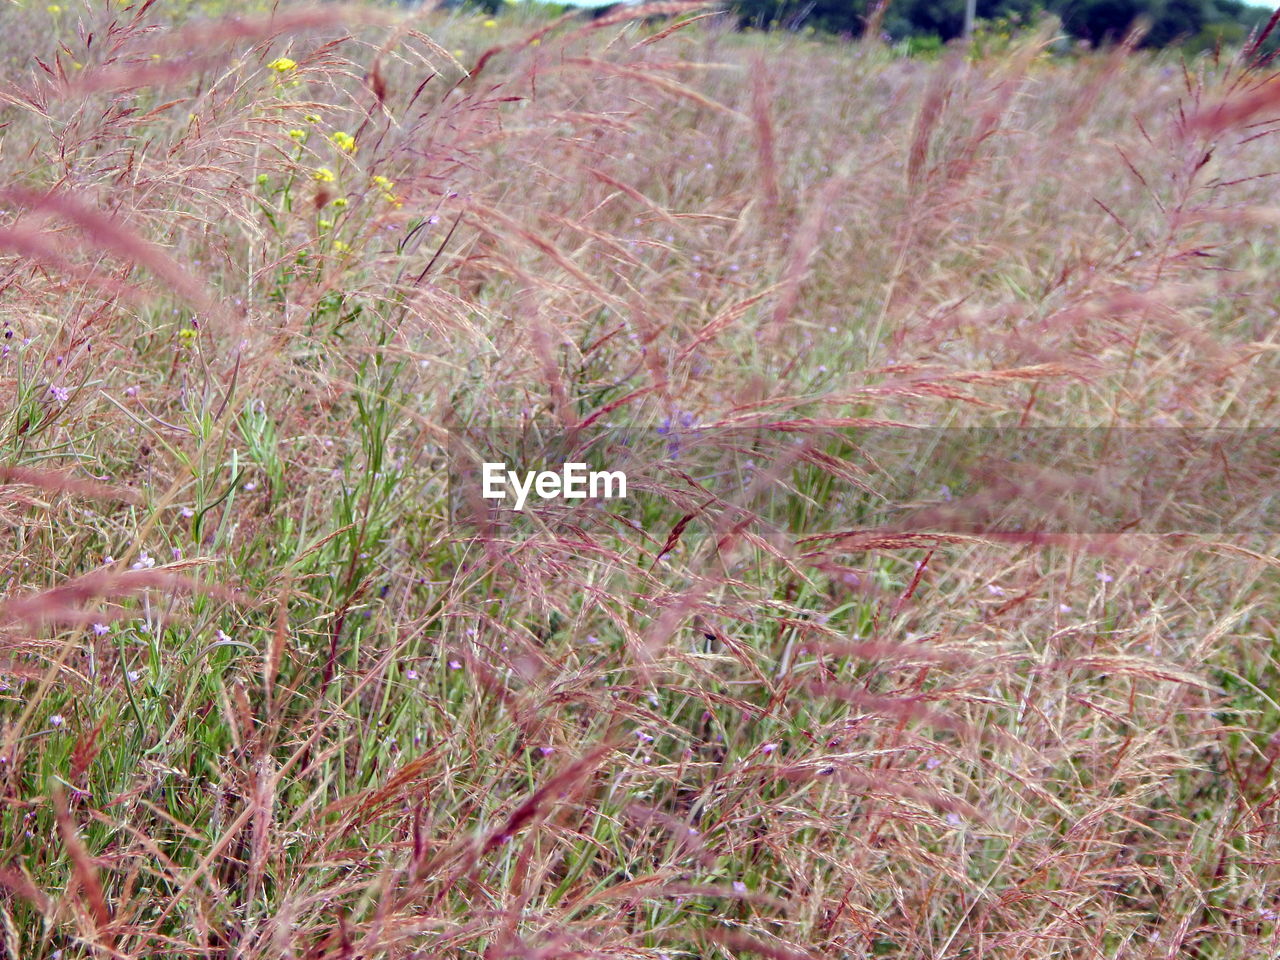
[895,0,1040,40]
[737,0,1041,38]
[734,0,870,33]
[1052,0,1143,43]
[1146,0,1208,45]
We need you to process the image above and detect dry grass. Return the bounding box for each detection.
[0,1,1278,958]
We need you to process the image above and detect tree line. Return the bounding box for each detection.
[732,0,1277,50]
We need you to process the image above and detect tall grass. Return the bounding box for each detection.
[0,2,1278,957]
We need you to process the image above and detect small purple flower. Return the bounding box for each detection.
[216,629,231,643]
[448,660,462,670]
[760,743,778,754]
[92,623,109,636]
[946,812,962,826]
[732,881,747,894]
[405,669,418,680]
[127,670,141,683]
[48,386,69,403]
[49,714,65,728]
[539,746,555,756]
[925,756,942,770]
[180,507,195,518]
[124,386,138,397]
[636,731,654,743]
[1097,572,1113,583]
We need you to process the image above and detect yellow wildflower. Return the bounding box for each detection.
[268,57,297,73]
[334,241,350,252]
[332,197,349,208]
[330,131,356,153]
[288,129,306,141]
[47,4,62,12]
[312,167,336,183]
[318,219,333,231]
[303,114,321,124]
[372,175,394,189]
[483,19,497,27]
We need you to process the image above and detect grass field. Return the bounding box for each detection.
[1,1,1279,957]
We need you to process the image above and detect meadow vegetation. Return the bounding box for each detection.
[1,1,1279,957]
